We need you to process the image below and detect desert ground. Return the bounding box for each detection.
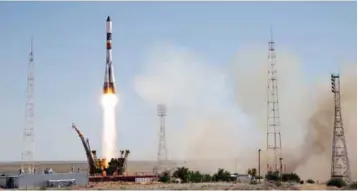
[1,161,354,190]
[0,161,158,175]
[74,181,335,190]
[0,159,249,175]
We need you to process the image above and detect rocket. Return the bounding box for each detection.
[103,16,116,94]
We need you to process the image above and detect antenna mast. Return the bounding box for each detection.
[156,104,168,174]
[21,37,35,174]
[266,27,283,173]
[330,74,351,182]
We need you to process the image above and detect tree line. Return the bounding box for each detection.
[158,166,357,189]
[159,167,234,183]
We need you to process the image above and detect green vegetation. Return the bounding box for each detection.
[173,167,191,183]
[265,170,280,181]
[306,179,315,184]
[188,170,203,183]
[159,171,171,183]
[212,168,232,182]
[158,166,307,188]
[264,171,301,184]
[281,172,301,183]
[202,174,213,182]
[159,167,232,183]
[326,178,347,188]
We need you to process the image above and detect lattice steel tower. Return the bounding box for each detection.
[330,74,351,182]
[156,104,168,172]
[21,37,35,174]
[266,28,283,173]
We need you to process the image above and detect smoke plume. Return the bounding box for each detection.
[134,44,259,173]
[134,43,357,179]
[233,45,357,181]
[291,64,357,181]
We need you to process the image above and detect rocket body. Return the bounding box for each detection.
[103,16,116,94]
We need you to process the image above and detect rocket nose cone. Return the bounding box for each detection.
[107,16,111,22]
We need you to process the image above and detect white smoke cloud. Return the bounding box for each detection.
[133,44,260,173]
[231,45,357,181]
[133,43,356,179]
[231,45,312,152]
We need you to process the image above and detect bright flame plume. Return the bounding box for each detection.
[101,94,118,160]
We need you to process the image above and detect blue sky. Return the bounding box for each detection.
[0,2,356,162]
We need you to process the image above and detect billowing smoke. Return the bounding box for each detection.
[291,64,357,181]
[233,45,357,181]
[134,44,259,173]
[134,43,356,179]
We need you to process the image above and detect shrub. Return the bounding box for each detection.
[326,178,347,188]
[173,167,190,183]
[281,173,301,183]
[189,170,203,183]
[159,171,171,183]
[265,171,280,181]
[300,180,304,184]
[306,179,315,184]
[202,174,212,182]
[213,168,231,182]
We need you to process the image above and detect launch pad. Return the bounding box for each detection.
[72,123,156,183]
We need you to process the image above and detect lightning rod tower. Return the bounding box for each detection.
[21,37,35,174]
[266,28,283,173]
[330,74,351,182]
[156,104,168,173]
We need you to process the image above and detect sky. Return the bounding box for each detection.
[0,2,356,162]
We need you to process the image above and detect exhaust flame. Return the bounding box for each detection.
[101,94,118,160]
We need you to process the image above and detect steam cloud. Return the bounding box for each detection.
[233,45,356,181]
[134,43,356,180]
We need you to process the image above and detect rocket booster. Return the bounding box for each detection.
[103,16,116,94]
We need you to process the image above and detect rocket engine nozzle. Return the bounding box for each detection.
[103,82,115,94]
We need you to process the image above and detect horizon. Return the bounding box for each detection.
[0,2,356,181]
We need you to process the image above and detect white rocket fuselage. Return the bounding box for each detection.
[103,16,116,94]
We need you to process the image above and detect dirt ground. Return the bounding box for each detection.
[72,181,336,190]
[0,161,157,175]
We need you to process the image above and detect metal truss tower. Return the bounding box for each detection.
[330,74,351,182]
[21,37,35,174]
[156,104,168,173]
[266,28,283,173]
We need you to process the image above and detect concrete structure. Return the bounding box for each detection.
[0,172,88,189]
[235,174,251,182]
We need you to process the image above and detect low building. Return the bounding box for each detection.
[0,172,88,189]
[235,174,251,182]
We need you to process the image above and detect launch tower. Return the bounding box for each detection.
[266,28,283,173]
[156,104,168,174]
[330,74,351,182]
[21,37,35,173]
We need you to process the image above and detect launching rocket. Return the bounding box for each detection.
[103,16,116,94]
